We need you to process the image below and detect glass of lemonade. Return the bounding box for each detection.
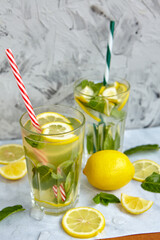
[74,76,130,161]
[20,105,85,215]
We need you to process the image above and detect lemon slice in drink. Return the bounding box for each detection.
[104,99,115,116]
[78,86,94,103]
[41,122,77,143]
[0,144,25,164]
[116,83,129,111]
[121,193,153,214]
[102,86,119,104]
[0,159,27,180]
[36,112,71,126]
[75,97,101,122]
[133,159,160,182]
[62,207,105,238]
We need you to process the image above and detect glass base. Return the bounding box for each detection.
[30,194,79,218]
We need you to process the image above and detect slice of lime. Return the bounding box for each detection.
[0,144,25,165]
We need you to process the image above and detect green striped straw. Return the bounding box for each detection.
[103,21,115,85]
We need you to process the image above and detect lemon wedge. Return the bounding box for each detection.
[102,87,119,103]
[0,144,25,164]
[0,159,27,180]
[62,207,105,238]
[133,159,160,182]
[121,193,153,214]
[36,112,70,126]
[41,122,77,143]
[78,86,94,103]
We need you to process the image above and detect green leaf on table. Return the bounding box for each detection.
[141,172,160,193]
[93,194,101,204]
[93,192,120,206]
[0,205,25,221]
[25,135,44,149]
[124,144,160,156]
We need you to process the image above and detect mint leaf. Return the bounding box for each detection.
[141,172,160,193]
[78,79,89,89]
[101,199,109,206]
[87,133,94,154]
[114,130,120,150]
[25,135,44,149]
[93,194,101,204]
[93,192,120,206]
[87,96,105,113]
[65,172,74,193]
[0,205,25,221]
[32,166,56,190]
[99,192,120,203]
[103,133,114,150]
[111,108,126,120]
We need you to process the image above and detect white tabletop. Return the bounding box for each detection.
[0,127,160,240]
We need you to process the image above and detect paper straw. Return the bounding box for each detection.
[103,21,115,85]
[5,48,41,132]
[60,183,66,202]
[53,185,58,198]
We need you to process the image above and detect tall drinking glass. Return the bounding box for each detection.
[20,105,85,215]
[74,77,130,161]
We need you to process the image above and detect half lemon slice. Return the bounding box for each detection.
[62,207,105,238]
[0,144,25,164]
[133,159,160,182]
[36,112,71,126]
[78,86,94,103]
[0,159,27,180]
[121,193,153,215]
[41,122,77,143]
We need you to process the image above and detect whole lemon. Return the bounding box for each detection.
[83,150,135,190]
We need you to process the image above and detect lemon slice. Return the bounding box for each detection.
[133,159,160,182]
[75,97,101,122]
[62,207,105,238]
[121,193,153,214]
[36,112,70,126]
[0,144,25,164]
[0,159,27,180]
[114,81,120,89]
[102,87,119,103]
[41,122,77,142]
[78,86,94,103]
[99,86,106,95]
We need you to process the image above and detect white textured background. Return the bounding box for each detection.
[0,0,160,139]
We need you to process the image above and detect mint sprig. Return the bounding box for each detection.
[0,205,25,221]
[93,192,120,206]
[141,172,160,193]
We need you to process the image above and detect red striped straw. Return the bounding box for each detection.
[60,183,66,202]
[5,48,41,132]
[52,185,58,198]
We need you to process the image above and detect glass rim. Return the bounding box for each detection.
[74,77,130,98]
[19,104,85,136]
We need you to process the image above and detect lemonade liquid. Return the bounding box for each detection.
[21,113,84,213]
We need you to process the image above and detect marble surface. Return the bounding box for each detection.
[0,127,160,240]
[0,0,160,139]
